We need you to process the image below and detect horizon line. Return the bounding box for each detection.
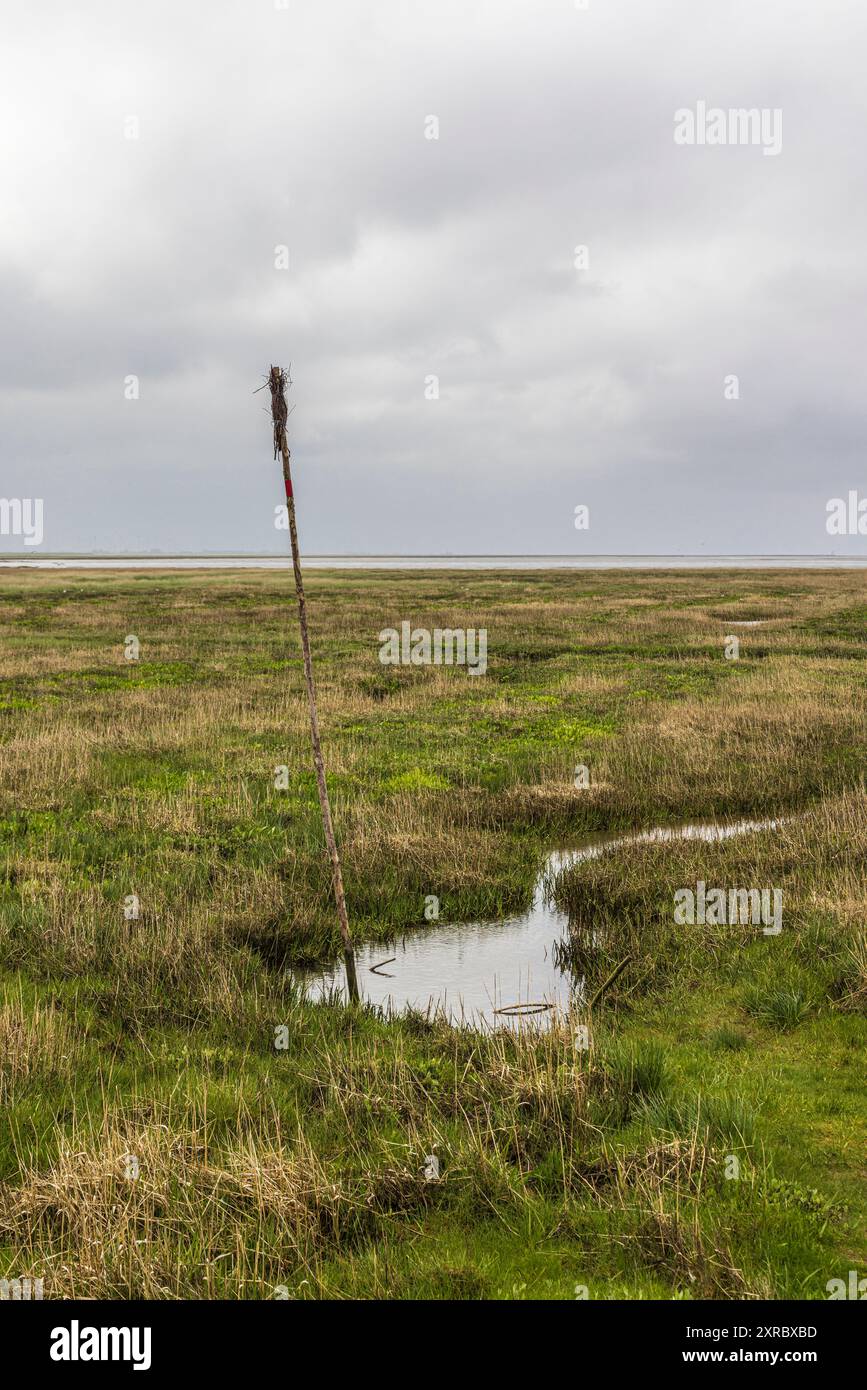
[3,551,867,561]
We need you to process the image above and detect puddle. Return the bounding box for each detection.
[298,818,779,1029]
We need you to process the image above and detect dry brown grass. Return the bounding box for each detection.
[0,989,83,1102]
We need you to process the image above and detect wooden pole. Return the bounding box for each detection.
[266,365,359,1004]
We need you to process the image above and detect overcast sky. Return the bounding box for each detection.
[1,0,865,555]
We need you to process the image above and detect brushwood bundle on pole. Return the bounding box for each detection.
[266,365,359,1004]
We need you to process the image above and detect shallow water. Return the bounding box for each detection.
[299,817,779,1029]
[1,554,864,571]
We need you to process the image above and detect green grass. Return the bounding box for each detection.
[0,566,864,1299]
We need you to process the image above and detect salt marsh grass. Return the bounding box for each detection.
[0,567,864,1298]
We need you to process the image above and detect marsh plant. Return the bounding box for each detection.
[0,567,863,1299]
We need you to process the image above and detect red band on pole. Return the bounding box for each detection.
[284,476,293,501]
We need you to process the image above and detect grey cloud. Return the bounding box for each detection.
[0,0,865,555]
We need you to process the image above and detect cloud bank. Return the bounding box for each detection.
[1,0,865,555]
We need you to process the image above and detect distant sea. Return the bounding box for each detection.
[0,554,865,570]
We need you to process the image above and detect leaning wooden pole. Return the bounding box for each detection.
[266,365,359,1004]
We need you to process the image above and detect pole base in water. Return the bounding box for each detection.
[344,949,360,1005]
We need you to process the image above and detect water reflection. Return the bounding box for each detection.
[298,818,778,1029]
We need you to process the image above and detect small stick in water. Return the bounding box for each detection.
[587,954,633,1010]
[369,957,397,977]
